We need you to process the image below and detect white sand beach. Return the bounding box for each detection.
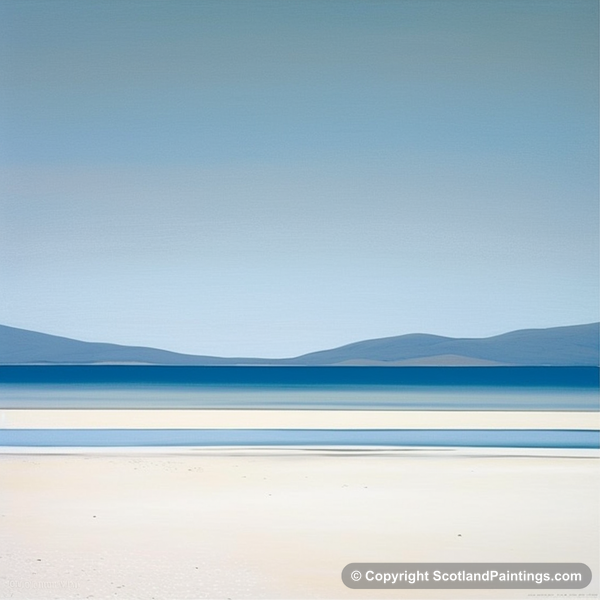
[1,409,597,429]
[0,448,598,600]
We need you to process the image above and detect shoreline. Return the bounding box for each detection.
[1,445,599,457]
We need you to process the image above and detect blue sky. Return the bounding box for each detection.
[0,0,598,357]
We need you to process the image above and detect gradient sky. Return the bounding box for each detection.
[0,0,598,358]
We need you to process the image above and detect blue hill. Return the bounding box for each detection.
[0,323,598,366]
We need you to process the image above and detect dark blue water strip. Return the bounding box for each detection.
[0,366,598,387]
[0,429,597,448]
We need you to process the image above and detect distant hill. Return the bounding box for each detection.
[0,323,598,366]
[0,325,269,366]
[285,323,599,366]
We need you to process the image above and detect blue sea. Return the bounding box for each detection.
[1,366,598,449]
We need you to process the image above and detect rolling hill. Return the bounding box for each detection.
[0,322,598,366]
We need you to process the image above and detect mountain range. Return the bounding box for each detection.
[0,323,598,366]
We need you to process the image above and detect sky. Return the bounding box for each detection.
[0,0,598,358]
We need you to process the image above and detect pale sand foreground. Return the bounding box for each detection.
[0,450,598,600]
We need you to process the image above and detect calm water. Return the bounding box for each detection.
[0,383,597,410]
[1,367,597,448]
[1,428,598,448]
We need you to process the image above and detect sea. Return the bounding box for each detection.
[1,366,598,449]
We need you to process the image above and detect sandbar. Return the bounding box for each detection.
[1,409,597,429]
